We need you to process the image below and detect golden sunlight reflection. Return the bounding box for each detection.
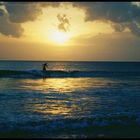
[33,101,78,115]
[21,78,110,93]
[20,78,111,116]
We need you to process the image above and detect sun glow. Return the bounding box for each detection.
[50,31,70,45]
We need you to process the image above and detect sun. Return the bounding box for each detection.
[50,31,70,45]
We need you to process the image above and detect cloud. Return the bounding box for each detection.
[127,22,140,36]
[4,2,61,23]
[111,23,125,32]
[1,2,140,38]
[0,9,24,37]
[0,9,4,16]
[73,2,140,36]
[4,2,43,23]
[0,2,61,37]
[0,2,4,6]
[57,14,70,32]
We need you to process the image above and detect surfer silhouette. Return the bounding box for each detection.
[42,63,48,72]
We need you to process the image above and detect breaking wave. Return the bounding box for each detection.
[0,70,140,79]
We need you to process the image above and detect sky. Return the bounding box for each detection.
[0,2,140,61]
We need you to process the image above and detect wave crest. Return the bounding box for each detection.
[0,70,139,79]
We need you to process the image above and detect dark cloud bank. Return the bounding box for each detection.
[0,2,60,37]
[73,2,140,36]
[1,2,140,37]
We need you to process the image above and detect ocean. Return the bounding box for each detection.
[0,61,140,138]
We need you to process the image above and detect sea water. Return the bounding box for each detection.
[0,61,140,138]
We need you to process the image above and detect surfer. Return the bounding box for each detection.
[42,63,48,72]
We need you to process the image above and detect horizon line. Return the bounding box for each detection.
[0,59,140,62]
